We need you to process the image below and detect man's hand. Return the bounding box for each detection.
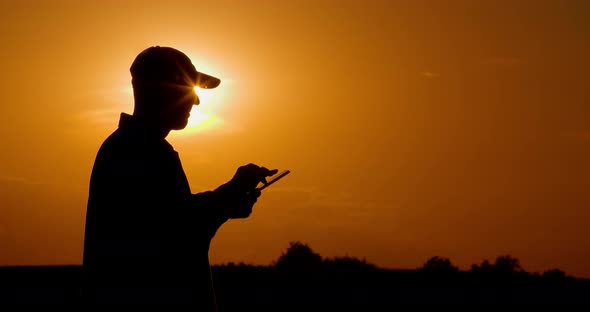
[230,163,278,193]
[219,164,278,218]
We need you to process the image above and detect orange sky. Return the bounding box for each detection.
[1,0,589,278]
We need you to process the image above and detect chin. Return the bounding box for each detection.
[171,119,189,130]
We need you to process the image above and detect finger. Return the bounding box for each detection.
[257,167,277,184]
[268,168,279,176]
[261,167,279,177]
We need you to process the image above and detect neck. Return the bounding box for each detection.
[125,112,171,139]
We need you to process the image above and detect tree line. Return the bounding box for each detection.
[0,241,587,307]
[217,241,571,281]
[211,241,588,309]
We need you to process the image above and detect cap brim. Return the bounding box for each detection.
[195,72,221,89]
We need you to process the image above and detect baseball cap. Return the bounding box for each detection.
[130,46,221,89]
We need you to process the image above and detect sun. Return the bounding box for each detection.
[194,86,216,103]
[182,86,222,133]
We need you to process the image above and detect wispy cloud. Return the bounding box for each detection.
[421,71,440,78]
[262,186,381,223]
[0,174,85,193]
[0,175,46,186]
[76,108,121,125]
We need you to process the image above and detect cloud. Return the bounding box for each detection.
[421,71,440,78]
[0,175,46,186]
[76,108,121,125]
[260,186,381,226]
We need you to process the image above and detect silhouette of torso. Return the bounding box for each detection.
[83,113,221,309]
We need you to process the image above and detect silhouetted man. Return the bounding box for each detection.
[82,46,277,309]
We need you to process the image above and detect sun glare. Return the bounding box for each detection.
[182,86,222,133]
[195,86,216,103]
[118,52,225,135]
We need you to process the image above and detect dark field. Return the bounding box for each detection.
[0,264,588,308]
[1,243,588,308]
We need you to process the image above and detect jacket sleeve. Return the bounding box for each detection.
[184,189,229,241]
[184,180,256,240]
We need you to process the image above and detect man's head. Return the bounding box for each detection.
[130,46,220,130]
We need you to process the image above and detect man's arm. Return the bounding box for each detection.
[184,164,277,239]
[186,182,259,240]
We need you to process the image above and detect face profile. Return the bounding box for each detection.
[158,82,200,130]
[129,46,219,132]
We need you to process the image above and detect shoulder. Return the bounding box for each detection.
[94,129,178,169]
[95,129,126,159]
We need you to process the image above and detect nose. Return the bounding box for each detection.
[192,88,200,105]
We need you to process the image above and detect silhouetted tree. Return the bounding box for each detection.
[542,269,567,282]
[273,241,322,273]
[471,256,524,275]
[493,255,523,273]
[471,259,492,273]
[323,256,376,271]
[470,255,532,287]
[420,256,459,274]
